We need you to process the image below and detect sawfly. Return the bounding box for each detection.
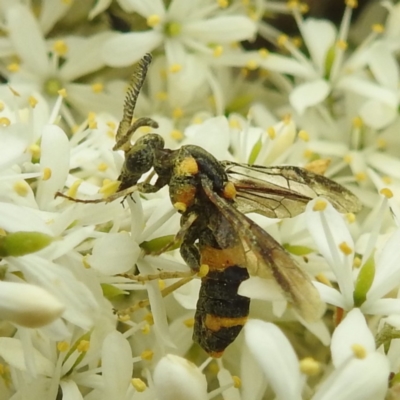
[57,54,362,357]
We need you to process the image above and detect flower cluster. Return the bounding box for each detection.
[1,1,400,399]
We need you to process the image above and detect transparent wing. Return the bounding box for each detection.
[201,176,324,322]
[222,161,362,219]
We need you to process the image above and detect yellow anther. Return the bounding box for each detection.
[138,125,152,134]
[106,121,116,130]
[28,144,41,158]
[313,199,327,211]
[372,24,384,33]
[267,126,276,139]
[7,63,20,72]
[184,318,195,328]
[13,181,29,197]
[299,2,309,13]
[277,34,289,47]
[345,0,358,8]
[352,116,363,128]
[169,63,182,73]
[0,102,4,111]
[303,149,314,159]
[158,279,166,290]
[58,88,67,98]
[316,273,332,286]
[147,14,161,27]
[380,188,393,199]
[229,118,241,129]
[97,162,108,172]
[99,180,120,197]
[218,0,229,8]
[339,242,353,255]
[351,344,366,359]
[345,213,356,224]
[143,313,154,325]
[118,314,131,322]
[343,154,352,164]
[287,0,299,9]
[82,254,91,269]
[91,83,104,93]
[300,357,321,376]
[156,91,168,101]
[291,36,303,48]
[353,256,362,268]
[0,117,10,126]
[106,130,114,139]
[28,96,38,108]
[258,48,269,58]
[57,341,70,352]
[172,107,184,119]
[66,179,83,198]
[170,129,183,140]
[141,323,151,334]
[42,167,52,181]
[141,350,154,361]
[246,59,259,70]
[283,114,291,125]
[336,40,348,50]
[355,172,366,182]
[53,40,68,56]
[232,376,242,388]
[198,264,209,278]
[131,378,147,392]
[298,130,309,141]
[77,340,90,353]
[213,45,223,57]
[88,120,97,129]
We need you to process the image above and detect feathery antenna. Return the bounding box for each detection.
[113,53,157,152]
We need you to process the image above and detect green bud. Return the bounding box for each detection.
[248,137,262,165]
[353,254,375,307]
[0,231,53,257]
[140,235,180,254]
[283,244,314,256]
[101,283,126,300]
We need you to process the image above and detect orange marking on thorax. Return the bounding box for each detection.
[176,157,199,175]
[200,245,245,270]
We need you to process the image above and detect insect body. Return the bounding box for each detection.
[58,54,362,356]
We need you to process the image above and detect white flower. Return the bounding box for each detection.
[0,281,64,328]
[306,195,400,318]
[312,309,390,400]
[102,0,256,113]
[153,354,208,400]
[244,319,302,400]
[4,4,122,118]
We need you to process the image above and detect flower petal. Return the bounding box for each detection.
[6,5,48,75]
[184,16,256,43]
[289,79,331,114]
[102,31,162,67]
[244,319,302,400]
[153,355,208,400]
[330,308,375,368]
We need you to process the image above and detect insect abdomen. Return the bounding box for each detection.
[193,263,250,358]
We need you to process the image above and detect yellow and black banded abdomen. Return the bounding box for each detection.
[193,260,250,358]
